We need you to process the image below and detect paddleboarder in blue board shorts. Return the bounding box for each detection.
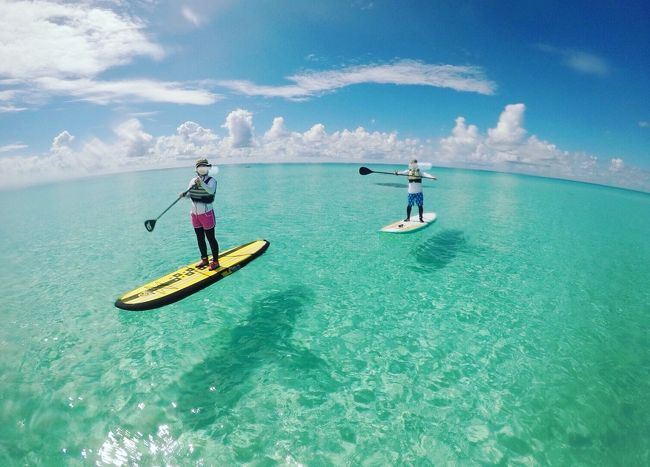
[395,159,436,222]
[180,158,220,270]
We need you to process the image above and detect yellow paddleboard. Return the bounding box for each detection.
[115,239,269,311]
[380,212,437,233]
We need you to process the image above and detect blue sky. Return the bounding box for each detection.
[0,0,649,190]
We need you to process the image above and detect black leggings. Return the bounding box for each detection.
[406,205,424,219]
[194,227,219,260]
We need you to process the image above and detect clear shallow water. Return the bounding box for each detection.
[1,163,649,465]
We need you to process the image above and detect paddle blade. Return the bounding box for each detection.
[359,166,373,175]
[144,219,156,232]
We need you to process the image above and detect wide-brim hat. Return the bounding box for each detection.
[195,158,212,168]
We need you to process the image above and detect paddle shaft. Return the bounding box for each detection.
[144,189,190,231]
[154,195,183,221]
[370,169,436,179]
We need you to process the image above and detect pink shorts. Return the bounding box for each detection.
[191,210,216,230]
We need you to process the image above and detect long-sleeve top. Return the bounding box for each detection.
[396,169,434,194]
[186,175,217,214]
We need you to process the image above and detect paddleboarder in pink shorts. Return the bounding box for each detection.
[181,158,220,270]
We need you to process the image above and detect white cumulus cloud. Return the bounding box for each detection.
[438,104,567,168]
[51,130,74,153]
[487,103,527,149]
[609,158,624,171]
[439,117,481,161]
[264,117,289,141]
[113,119,154,158]
[304,124,327,143]
[1,106,649,193]
[434,104,650,191]
[155,121,221,162]
[222,109,255,148]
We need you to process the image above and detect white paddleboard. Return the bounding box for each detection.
[380,212,437,233]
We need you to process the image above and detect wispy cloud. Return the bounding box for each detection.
[538,44,610,76]
[639,121,649,128]
[564,50,610,76]
[0,89,27,111]
[0,90,19,101]
[127,111,160,118]
[0,143,28,153]
[219,60,497,100]
[181,6,202,26]
[0,105,28,113]
[0,88,28,112]
[34,77,220,105]
[352,1,375,10]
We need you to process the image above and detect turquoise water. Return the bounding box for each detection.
[1,164,649,465]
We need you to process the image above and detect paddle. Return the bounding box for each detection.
[144,190,189,232]
[358,166,437,179]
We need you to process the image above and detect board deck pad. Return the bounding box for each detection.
[115,239,269,311]
[380,212,437,233]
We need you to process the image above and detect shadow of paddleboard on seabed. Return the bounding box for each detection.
[410,229,468,272]
[375,182,408,189]
[171,286,337,431]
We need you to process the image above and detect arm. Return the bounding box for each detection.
[180,179,197,198]
[395,169,409,175]
[422,171,437,180]
[189,176,214,193]
[199,177,217,194]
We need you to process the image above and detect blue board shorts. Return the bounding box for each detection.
[407,192,424,207]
